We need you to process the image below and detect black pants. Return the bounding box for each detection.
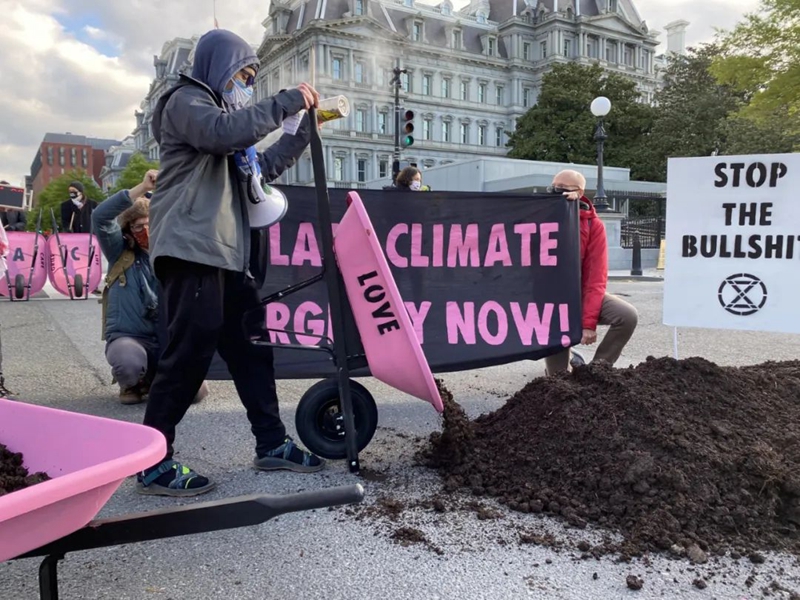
[143,257,285,461]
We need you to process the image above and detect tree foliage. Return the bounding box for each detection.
[710,0,800,134]
[507,63,655,180]
[630,45,743,182]
[28,171,104,232]
[110,153,159,194]
[508,46,799,185]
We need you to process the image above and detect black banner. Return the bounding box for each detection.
[207,187,582,380]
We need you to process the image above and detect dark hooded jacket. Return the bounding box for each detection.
[148,28,310,273]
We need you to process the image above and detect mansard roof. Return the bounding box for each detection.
[261,0,654,57]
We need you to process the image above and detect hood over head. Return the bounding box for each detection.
[191,29,259,96]
[152,29,258,145]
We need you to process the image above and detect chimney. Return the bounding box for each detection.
[664,20,689,56]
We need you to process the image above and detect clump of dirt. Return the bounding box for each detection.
[422,357,800,558]
[0,443,50,496]
[390,526,444,555]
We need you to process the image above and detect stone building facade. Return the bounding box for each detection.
[130,1,688,189]
[254,0,686,187]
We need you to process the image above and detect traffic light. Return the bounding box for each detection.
[402,109,414,147]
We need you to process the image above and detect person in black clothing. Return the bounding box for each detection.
[60,181,98,233]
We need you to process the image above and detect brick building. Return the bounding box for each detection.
[29,133,120,202]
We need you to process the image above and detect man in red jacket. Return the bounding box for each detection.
[545,169,638,373]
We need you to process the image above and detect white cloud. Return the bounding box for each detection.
[0,0,762,185]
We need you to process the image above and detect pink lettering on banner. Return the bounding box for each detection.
[268,224,290,266]
[484,224,512,267]
[405,301,432,343]
[386,224,409,268]
[432,224,444,267]
[294,301,325,345]
[410,223,430,267]
[559,303,570,346]
[292,223,322,266]
[266,303,291,344]
[447,301,476,344]
[447,224,480,267]
[477,301,508,345]
[510,302,554,346]
[513,223,538,267]
[539,222,559,266]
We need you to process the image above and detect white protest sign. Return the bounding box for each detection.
[663,153,800,334]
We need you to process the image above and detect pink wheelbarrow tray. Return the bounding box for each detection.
[1,398,364,600]
[0,210,48,301]
[47,209,100,300]
[246,108,443,473]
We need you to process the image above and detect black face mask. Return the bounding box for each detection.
[69,192,78,199]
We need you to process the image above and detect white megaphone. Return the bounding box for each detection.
[246,182,288,230]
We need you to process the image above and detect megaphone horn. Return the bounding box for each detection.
[247,183,288,230]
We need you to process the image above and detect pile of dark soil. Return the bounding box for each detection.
[421,357,800,558]
[0,443,50,496]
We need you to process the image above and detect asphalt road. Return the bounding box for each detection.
[1,280,799,600]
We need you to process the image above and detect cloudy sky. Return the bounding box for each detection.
[0,0,760,185]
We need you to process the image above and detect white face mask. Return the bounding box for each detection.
[222,78,253,111]
[410,180,422,191]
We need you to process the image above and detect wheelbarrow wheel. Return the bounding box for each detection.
[73,274,84,298]
[14,274,25,299]
[295,378,378,460]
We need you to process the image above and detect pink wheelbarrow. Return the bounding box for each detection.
[47,209,102,300]
[247,108,443,473]
[0,211,49,301]
[0,398,364,599]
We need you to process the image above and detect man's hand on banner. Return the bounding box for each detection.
[581,329,597,345]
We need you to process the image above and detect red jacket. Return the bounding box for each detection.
[579,196,608,330]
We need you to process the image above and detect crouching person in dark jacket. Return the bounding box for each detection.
[138,28,324,497]
[93,170,210,405]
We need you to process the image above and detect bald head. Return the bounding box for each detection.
[552,170,586,194]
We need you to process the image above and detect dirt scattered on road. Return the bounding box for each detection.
[421,358,800,560]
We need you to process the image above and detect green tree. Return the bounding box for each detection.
[719,109,800,155]
[631,45,743,182]
[110,152,159,194]
[507,62,656,180]
[711,0,800,135]
[28,171,104,232]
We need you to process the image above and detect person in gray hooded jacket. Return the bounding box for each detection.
[137,28,323,497]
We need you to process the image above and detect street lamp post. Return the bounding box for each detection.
[590,96,611,213]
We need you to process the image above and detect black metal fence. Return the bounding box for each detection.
[607,190,666,249]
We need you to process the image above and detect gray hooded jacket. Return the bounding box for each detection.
[149,28,310,273]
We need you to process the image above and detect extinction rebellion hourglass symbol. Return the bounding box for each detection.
[717,273,768,316]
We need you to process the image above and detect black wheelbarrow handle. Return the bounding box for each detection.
[19,483,365,558]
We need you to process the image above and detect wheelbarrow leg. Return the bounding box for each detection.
[38,553,63,600]
[308,107,360,474]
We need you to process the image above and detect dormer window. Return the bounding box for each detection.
[355,0,364,15]
[476,10,487,23]
[412,21,422,41]
[403,0,413,7]
[441,0,452,15]
[452,29,462,48]
[488,37,496,56]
